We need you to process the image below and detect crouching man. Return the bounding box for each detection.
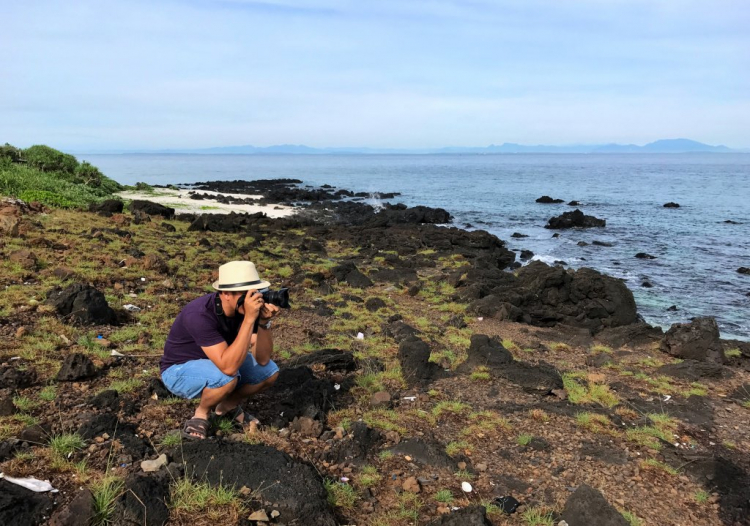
[160,261,280,439]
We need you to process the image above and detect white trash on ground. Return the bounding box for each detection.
[0,473,58,493]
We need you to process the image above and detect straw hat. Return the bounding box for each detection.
[212,261,270,292]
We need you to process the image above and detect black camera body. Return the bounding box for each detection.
[237,288,291,311]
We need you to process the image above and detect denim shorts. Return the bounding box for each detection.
[161,354,279,400]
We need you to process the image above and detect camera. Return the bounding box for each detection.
[237,288,291,310]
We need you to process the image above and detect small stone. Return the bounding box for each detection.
[239,486,252,496]
[248,509,269,521]
[102,433,110,440]
[15,327,26,339]
[270,510,280,519]
[476,463,487,472]
[402,476,420,493]
[334,427,345,440]
[140,453,168,472]
[457,461,467,470]
[558,521,569,526]
[370,391,391,408]
[437,505,450,514]
[404,456,412,461]
[95,437,105,444]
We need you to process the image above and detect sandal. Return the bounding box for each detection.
[213,406,260,429]
[181,417,210,440]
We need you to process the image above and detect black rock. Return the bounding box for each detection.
[0,479,54,526]
[0,365,36,389]
[536,195,564,204]
[0,391,15,416]
[56,353,97,381]
[129,200,175,219]
[398,336,448,386]
[568,200,581,206]
[389,438,457,469]
[78,413,119,439]
[456,335,513,372]
[494,495,521,514]
[511,232,528,238]
[114,472,170,526]
[89,199,124,217]
[738,267,750,275]
[160,221,176,232]
[49,487,95,526]
[545,209,605,229]
[657,360,724,381]
[326,422,384,465]
[561,483,629,526]
[660,317,725,364]
[332,262,373,288]
[663,202,680,208]
[635,253,657,259]
[520,250,534,261]
[178,441,336,525]
[667,305,678,311]
[425,505,492,525]
[89,389,120,411]
[285,349,357,372]
[46,284,118,325]
[20,424,50,444]
[147,378,172,400]
[592,240,614,247]
[641,281,653,288]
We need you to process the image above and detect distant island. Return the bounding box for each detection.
[86,138,746,155]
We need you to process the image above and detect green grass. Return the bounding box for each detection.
[516,433,533,446]
[470,366,491,381]
[640,458,678,475]
[562,373,619,408]
[445,440,472,456]
[591,344,613,354]
[91,477,124,526]
[575,412,612,433]
[13,395,38,412]
[38,385,58,402]
[49,433,85,458]
[521,506,554,526]
[695,490,710,504]
[725,348,741,358]
[432,401,470,418]
[358,465,381,488]
[170,478,242,513]
[107,378,144,394]
[324,480,357,509]
[626,426,671,450]
[434,489,453,503]
[621,510,643,526]
[362,409,406,434]
[161,432,182,448]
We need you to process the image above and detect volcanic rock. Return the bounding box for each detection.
[536,196,564,204]
[46,283,118,325]
[0,364,36,389]
[561,483,629,526]
[657,360,725,381]
[0,479,54,526]
[50,488,95,526]
[660,317,725,364]
[284,349,357,372]
[56,353,97,381]
[545,209,605,229]
[9,249,38,269]
[179,441,336,525]
[426,505,492,525]
[332,262,373,288]
[398,336,448,387]
[114,472,170,526]
[456,335,513,373]
[389,438,457,469]
[635,252,657,259]
[89,199,123,217]
[663,202,680,208]
[129,200,175,219]
[738,267,750,275]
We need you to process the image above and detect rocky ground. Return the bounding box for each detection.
[0,183,749,526]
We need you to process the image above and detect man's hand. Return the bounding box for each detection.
[259,303,280,321]
[242,290,264,320]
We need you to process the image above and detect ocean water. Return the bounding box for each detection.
[85,153,750,341]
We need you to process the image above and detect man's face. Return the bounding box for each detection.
[221,291,245,317]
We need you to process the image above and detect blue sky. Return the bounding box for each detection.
[2,0,748,150]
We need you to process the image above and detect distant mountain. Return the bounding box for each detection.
[102,139,743,155]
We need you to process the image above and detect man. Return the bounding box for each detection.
[160,261,280,439]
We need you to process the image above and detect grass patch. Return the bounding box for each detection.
[161,432,182,448]
[626,426,671,450]
[49,433,85,459]
[516,433,533,446]
[470,366,491,381]
[521,506,554,526]
[621,510,643,526]
[562,373,619,408]
[170,478,244,522]
[13,395,38,412]
[591,344,613,354]
[434,489,453,503]
[107,378,144,394]
[357,465,381,488]
[432,401,470,419]
[695,490,710,504]
[325,480,357,509]
[575,412,613,434]
[38,385,58,402]
[640,458,678,475]
[362,409,407,434]
[91,477,124,525]
[445,440,473,456]
[724,348,741,358]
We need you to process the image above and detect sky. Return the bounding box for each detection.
[1,0,749,150]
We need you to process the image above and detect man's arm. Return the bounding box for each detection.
[201,291,264,376]
[252,303,280,365]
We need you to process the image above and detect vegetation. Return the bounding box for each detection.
[0,143,121,208]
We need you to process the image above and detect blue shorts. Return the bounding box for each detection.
[161,354,279,400]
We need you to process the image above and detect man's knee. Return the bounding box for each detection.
[260,371,279,389]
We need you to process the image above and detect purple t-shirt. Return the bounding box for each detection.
[160,293,252,373]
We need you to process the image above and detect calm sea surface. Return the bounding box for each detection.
[84,153,750,341]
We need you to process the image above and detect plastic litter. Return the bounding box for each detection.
[356,332,364,340]
[334,384,341,391]
[477,317,484,321]
[0,473,58,493]
[110,350,125,357]
[402,396,417,402]
[340,477,349,482]
[663,395,671,402]
[461,481,473,493]
[123,304,141,312]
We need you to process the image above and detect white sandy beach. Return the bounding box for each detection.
[116,188,297,218]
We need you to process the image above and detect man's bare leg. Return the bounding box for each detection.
[185,378,238,438]
[214,372,279,423]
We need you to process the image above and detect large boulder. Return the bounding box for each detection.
[179,441,336,525]
[545,209,605,229]
[114,472,170,526]
[46,284,118,325]
[129,200,175,219]
[456,335,513,372]
[561,483,629,526]
[660,317,725,364]
[468,262,637,334]
[332,262,373,288]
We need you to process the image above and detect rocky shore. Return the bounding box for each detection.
[1,179,749,526]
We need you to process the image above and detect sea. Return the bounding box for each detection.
[84,153,750,341]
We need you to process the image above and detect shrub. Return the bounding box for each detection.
[19,190,76,208]
[0,143,23,162]
[24,145,77,174]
